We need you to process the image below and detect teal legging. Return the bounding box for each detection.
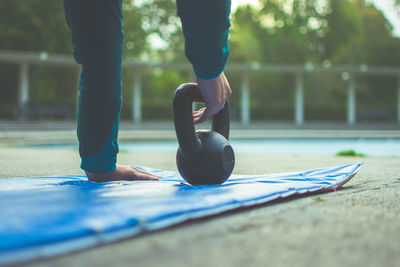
[63,0,231,173]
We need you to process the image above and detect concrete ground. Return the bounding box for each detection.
[0,142,399,267]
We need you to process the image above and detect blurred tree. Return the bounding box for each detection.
[351,0,400,117]
[323,0,363,63]
[0,1,72,118]
[0,0,183,119]
[0,0,399,121]
[227,0,400,122]
[355,0,400,65]
[0,1,71,53]
[258,0,328,63]
[229,5,263,62]
[122,0,182,61]
[121,1,148,59]
[0,0,181,58]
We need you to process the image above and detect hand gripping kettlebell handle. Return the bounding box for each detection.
[173,83,230,158]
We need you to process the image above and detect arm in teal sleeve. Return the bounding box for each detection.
[176,0,231,80]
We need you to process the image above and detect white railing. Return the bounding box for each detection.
[1,49,400,125]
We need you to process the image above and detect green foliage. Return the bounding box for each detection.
[121,2,148,59]
[227,0,400,121]
[257,0,328,62]
[122,0,181,60]
[230,5,263,62]
[0,0,400,121]
[0,64,19,117]
[228,0,397,65]
[142,70,186,120]
[0,1,71,53]
[152,70,186,100]
[324,0,363,63]
[336,150,366,157]
[0,1,74,117]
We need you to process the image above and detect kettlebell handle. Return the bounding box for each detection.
[173,83,230,158]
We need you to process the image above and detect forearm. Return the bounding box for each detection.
[176,0,231,79]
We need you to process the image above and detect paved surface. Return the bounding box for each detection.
[0,144,399,267]
[1,120,400,131]
[3,129,400,146]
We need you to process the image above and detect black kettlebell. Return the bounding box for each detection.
[173,83,235,185]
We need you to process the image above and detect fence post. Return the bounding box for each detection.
[397,76,400,124]
[132,70,142,123]
[241,73,250,125]
[347,75,356,125]
[295,73,304,125]
[18,63,29,117]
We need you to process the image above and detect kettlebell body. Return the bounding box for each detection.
[173,83,235,185]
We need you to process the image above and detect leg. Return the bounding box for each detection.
[64,0,158,181]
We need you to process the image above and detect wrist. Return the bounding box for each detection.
[194,66,225,80]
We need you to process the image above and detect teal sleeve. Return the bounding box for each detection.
[176,0,231,80]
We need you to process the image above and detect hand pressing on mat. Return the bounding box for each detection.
[86,164,160,183]
[193,72,232,124]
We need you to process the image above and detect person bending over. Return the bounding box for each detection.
[63,0,232,182]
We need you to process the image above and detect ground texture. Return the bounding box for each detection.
[0,145,399,267]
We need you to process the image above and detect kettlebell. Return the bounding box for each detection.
[173,83,235,185]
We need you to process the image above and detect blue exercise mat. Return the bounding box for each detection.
[0,163,361,265]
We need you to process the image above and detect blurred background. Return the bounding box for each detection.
[2,3,400,266]
[1,0,400,127]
